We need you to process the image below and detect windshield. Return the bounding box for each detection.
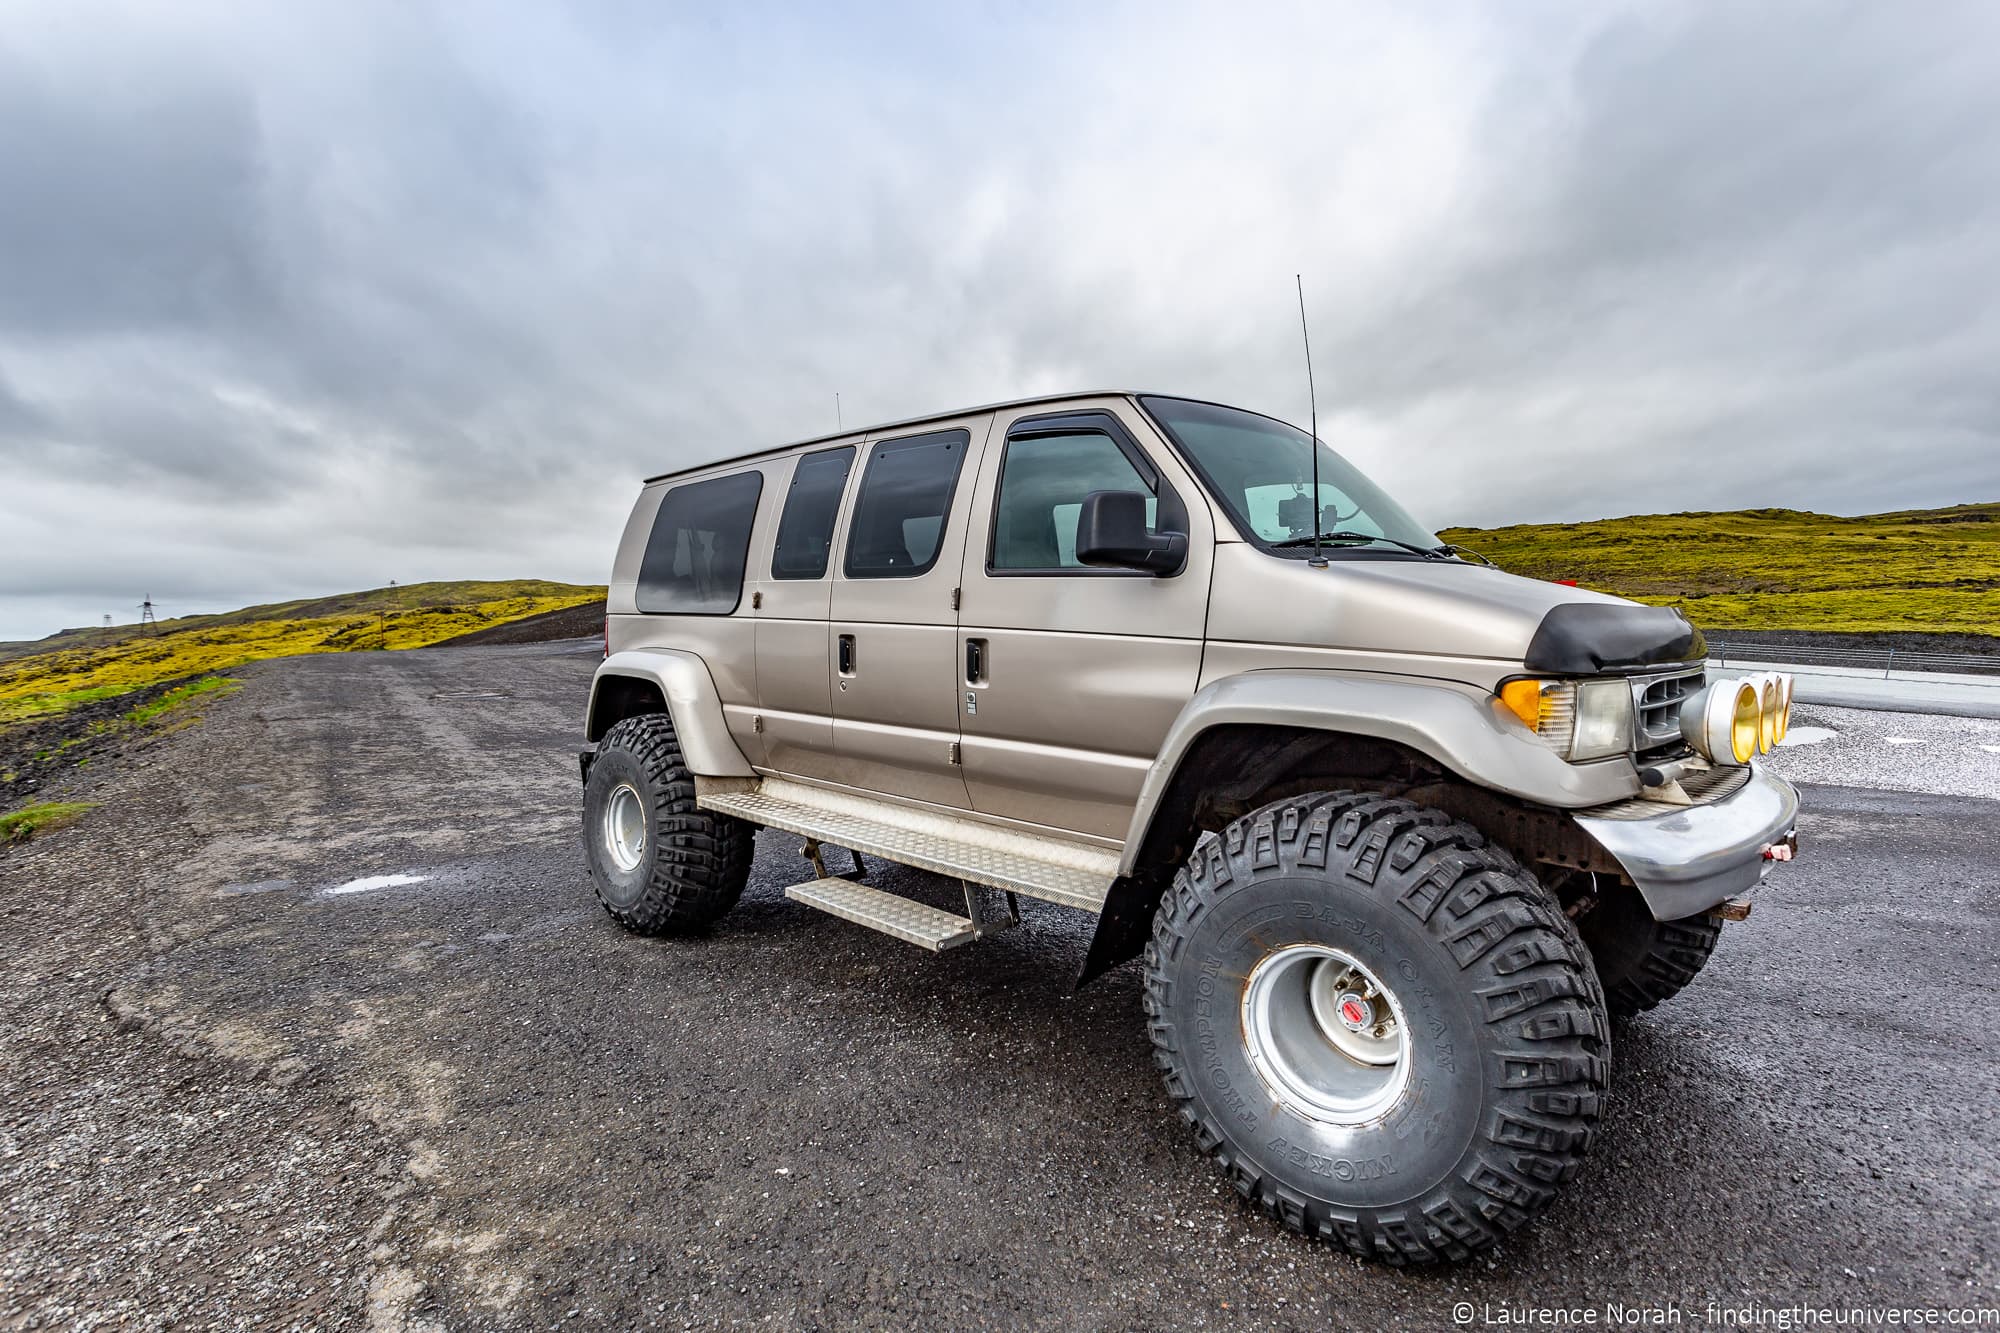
[1140,396,1439,557]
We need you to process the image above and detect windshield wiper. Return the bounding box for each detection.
[1270,531,1444,558]
[1431,542,1496,566]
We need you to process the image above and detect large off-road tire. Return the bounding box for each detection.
[582,713,753,934]
[1143,791,1609,1264]
[1575,881,1723,1018]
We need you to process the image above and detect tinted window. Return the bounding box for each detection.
[634,470,763,614]
[843,429,968,578]
[992,432,1157,571]
[771,446,854,580]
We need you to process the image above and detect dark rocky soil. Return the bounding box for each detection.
[432,603,601,648]
[1704,627,2000,659]
[1,641,1994,1328]
[0,674,216,814]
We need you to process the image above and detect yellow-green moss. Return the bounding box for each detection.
[1,801,95,844]
[0,581,604,725]
[1440,504,2000,635]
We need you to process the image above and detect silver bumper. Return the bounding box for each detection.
[1573,763,1800,921]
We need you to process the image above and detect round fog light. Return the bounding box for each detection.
[1758,675,1781,754]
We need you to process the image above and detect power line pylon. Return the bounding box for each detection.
[138,596,158,634]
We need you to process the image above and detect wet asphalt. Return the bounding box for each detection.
[1,639,1995,1330]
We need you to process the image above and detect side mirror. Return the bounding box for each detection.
[1075,490,1188,575]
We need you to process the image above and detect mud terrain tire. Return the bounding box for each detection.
[1143,791,1608,1264]
[583,713,753,934]
[1576,883,1723,1018]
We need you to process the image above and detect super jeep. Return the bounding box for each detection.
[577,391,1799,1264]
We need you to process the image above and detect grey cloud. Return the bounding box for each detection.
[0,49,271,338]
[2,1,1998,642]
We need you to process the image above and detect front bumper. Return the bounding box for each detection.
[1573,763,1800,921]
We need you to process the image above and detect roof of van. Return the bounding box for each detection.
[641,389,1146,484]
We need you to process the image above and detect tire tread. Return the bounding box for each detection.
[589,714,752,934]
[1142,790,1608,1264]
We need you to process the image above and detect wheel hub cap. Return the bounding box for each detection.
[603,783,647,873]
[1243,945,1411,1125]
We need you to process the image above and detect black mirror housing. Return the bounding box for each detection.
[1074,490,1188,575]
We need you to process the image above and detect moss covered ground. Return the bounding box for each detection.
[0,580,603,726]
[1439,503,2000,636]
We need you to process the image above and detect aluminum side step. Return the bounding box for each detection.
[699,777,1117,912]
[786,877,977,952]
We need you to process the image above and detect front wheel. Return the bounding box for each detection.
[1143,791,1609,1264]
[1575,879,1723,1017]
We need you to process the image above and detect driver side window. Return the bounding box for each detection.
[991,432,1157,572]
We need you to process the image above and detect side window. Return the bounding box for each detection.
[843,429,969,579]
[771,446,854,580]
[992,432,1158,571]
[634,470,763,614]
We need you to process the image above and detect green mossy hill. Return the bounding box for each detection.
[1439,503,2000,635]
[0,581,605,726]
[0,580,599,664]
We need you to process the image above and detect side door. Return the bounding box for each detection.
[748,441,861,782]
[956,401,1214,840]
[827,416,992,809]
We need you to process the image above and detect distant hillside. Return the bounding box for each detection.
[0,580,604,726]
[1440,502,2000,637]
[0,579,599,665]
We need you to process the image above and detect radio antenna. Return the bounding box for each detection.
[1295,274,1327,567]
[835,392,843,432]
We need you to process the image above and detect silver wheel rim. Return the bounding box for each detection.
[1242,944,1412,1126]
[603,783,647,873]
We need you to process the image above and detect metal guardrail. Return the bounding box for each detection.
[1708,641,2000,677]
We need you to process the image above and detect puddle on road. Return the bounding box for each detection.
[325,872,430,896]
[1884,737,1925,746]
[1777,726,1838,748]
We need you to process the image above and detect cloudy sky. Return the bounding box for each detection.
[2,1,1996,642]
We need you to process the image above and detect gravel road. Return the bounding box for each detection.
[2,641,1995,1329]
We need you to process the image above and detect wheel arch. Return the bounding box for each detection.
[585,649,757,777]
[1077,670,1634,985]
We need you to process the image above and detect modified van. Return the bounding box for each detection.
[577,391,1799,1264]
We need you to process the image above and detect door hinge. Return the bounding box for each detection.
[951,586,961,611]
[947,741,961,766]
[751,591,762,609]
[752,714,764,733]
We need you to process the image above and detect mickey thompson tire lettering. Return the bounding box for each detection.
[582,713,753,935]
[1142,791,1609,1264]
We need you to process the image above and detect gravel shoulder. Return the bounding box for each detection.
[2,642,1996,1329]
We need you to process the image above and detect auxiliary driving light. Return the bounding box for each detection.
[1680,672,1794,766]
[1682,678,1762,766]
[1758,674,1782,753]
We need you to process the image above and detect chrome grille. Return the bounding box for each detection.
[1631,665,1704,758]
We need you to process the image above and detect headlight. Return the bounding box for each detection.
[1499,677,1633,762]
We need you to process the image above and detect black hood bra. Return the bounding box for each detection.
[1523,602,1707,674]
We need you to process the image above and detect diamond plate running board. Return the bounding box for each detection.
[698,778,1115,912]
[786,878,977,952]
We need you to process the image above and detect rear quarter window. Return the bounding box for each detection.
[634,470,764,614]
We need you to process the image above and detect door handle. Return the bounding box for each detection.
[965,638,987,684]
[837,633,855,676]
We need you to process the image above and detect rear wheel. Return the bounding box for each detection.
[1575,880,1723,1017]
[1143,791,1608,1264]
[583,713,753,934]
